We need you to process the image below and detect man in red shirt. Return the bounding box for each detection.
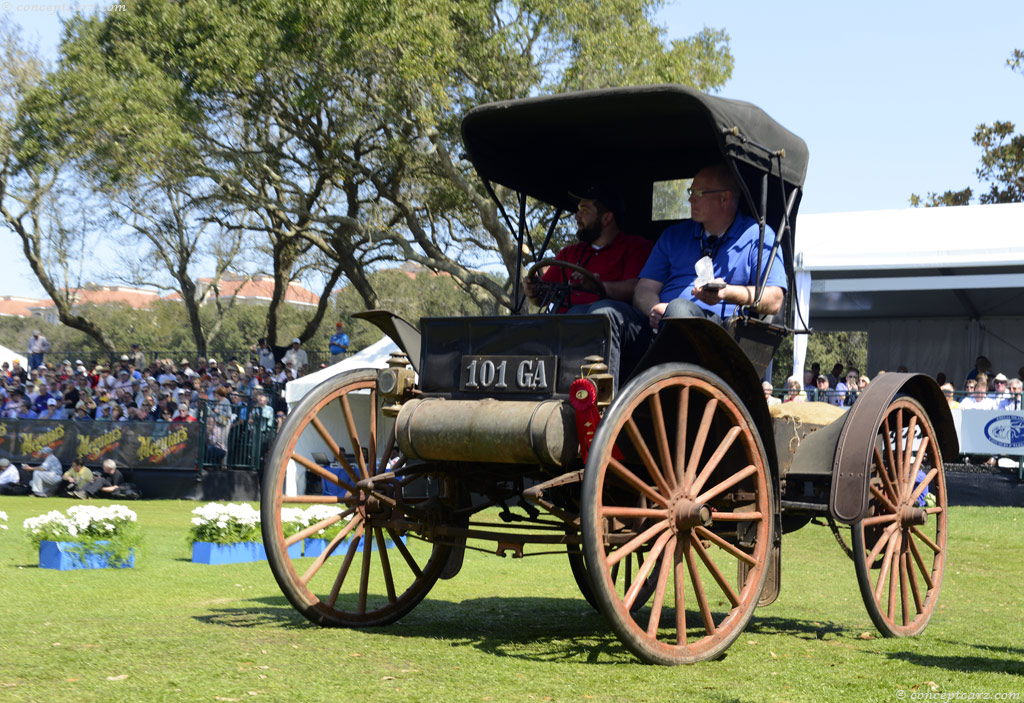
[524,186,652,313]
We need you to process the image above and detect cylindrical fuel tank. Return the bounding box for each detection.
[395,397,577,468]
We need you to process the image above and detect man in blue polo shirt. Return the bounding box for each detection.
[634,163,787,327]
[591,163,786,383]
[329,322,350,365]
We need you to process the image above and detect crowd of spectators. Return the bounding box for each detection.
[764,355,1023,413]
[0,347,293,426]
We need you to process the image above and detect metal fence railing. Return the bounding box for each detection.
[195,398,279,473]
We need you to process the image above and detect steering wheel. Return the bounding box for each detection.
[525,258,607,313]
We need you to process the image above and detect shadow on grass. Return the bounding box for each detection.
[745,614,849,640]
[879,649,1024,676]
[208,594,874,666]
[194,596,309,630]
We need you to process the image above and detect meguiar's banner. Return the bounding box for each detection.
[0,419,200,469]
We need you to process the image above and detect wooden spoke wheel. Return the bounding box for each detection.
[568,526,661,613]
[261,369,453,628]
[851,396,947,637]
[581,364,774,665]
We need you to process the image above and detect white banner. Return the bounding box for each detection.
[956,409,1024,456]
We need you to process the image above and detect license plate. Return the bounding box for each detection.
[459,355,557,393]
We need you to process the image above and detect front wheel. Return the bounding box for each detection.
[582,363,775,665]
[261,368,453,628]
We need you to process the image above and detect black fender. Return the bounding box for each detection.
[830,372,958,524]
[352,310,422,372]
[630,317,779,487]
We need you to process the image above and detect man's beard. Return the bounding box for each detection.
[576,218,601,244]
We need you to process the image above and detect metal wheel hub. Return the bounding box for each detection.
[670,495,712,532]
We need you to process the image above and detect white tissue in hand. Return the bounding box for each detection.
[693,256,715,288]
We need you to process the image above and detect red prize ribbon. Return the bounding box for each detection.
[569,378,602,463]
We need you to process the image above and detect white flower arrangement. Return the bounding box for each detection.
[22,505,139,564]
[0,510,7,530]
[188,502,261,545]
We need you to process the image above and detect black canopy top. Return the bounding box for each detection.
[461,84,808,239]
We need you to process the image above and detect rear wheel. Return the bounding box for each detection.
[261,368,453,627]
[851,396,947,637]
[582,364,774,664]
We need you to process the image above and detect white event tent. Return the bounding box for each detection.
[792,201,1024,384]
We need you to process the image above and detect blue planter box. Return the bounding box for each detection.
[303,535,403,558]
[191,541,300,564]
[191,541,266,564]
[39,541,135,571]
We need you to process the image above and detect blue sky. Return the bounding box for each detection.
[658,0,1024,214]
[2,1,1022,298]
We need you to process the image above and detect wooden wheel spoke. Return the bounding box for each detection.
[290,452,357,493]
[673,386,689,489]
[288,508,355,547]
[910,526,941,554]
[648,392,677,492]
[624,530,672,611]
[902,415,919,487]
[861,513,897,528]
[607,519,672,569]
[709,510,762,522]
[689,426,741,498]
[601,506,668,520]
[674,540,687,646]
[299,514,362,586]
[899,549,910,626]
[683,536,716,636]
[339,394,370,480]
[869,484,899,515]
[695,464,758,505]
[694,525,756,566]
[873,528,899,603]
[326,524,364,607]
[357,531,373,614]
[625,418,673,498]
[306,420,361,488]
[906,534,935,590]
[387,527,422,577]
[280,494,355,505]
[906,547,924,614]
[886,532,902,619]
[882,417,899,494]
[908,467,938,506]
[683,398,719,487]
[607,457,670,507]
[691,532,740,607]
[871,445,899,505]
[865,522,899,566]
[375,528,398,604]
[645,536,676,638]
[892,409,905,488]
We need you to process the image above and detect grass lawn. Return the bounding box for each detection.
[0,497,1020,702]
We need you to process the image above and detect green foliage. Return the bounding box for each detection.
[911,50,1023,207]
[335,265,503,349]
[773,330,868,388]
[9,0,735,323]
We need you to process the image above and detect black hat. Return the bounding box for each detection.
[569,184,625,226]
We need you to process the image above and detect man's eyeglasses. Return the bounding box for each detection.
[687,188,729,199]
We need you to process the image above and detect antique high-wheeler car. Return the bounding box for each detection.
[260,85,955,665]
